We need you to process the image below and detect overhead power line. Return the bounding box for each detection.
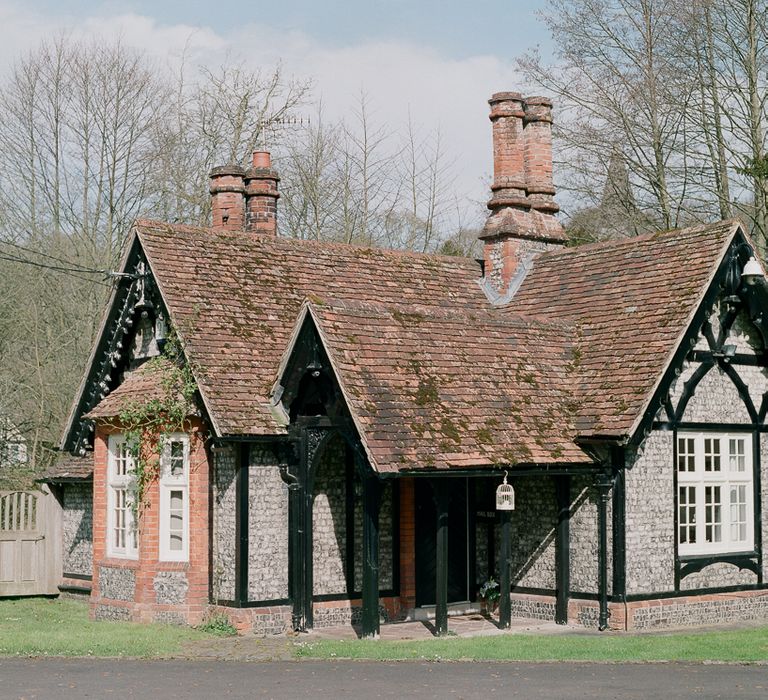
[0,250,112,287]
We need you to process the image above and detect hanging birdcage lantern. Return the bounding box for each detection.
[496,470,515,511]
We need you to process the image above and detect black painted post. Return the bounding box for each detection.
[597,472,613,631]
[555,476,571,625]
[361,475,382,639]
[303,479,314,630]
[433,480,450,636]
[287,434,307,632]
[611,450,627,605]
[234,444,250,606]
[498,508,512,629]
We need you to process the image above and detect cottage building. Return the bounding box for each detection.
[45,91,768,635]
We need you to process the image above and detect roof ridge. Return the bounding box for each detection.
[134,218,482,268]
[538,218,741,261]
[308,295,573,331]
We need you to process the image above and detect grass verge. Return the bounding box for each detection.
[0,597,212,657]
[294,626,768,663]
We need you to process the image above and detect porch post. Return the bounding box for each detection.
[498,508,512,629]
[432,480,451,637]
[596,471,613,631]
[555,475,571,624]
[361,474,382,639]
[234,444,250,606]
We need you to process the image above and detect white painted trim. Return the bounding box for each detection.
[159,433,189,562]
[677,430,755,557]
[106,434,139,560]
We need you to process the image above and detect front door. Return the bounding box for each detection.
[414,478,469,607]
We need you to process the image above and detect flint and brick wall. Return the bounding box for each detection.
[90,420,210,625]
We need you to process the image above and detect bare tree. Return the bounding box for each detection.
[524,0,768,250]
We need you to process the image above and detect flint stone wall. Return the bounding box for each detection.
[508,476,557,590]
[312,436,395,597]
[98,565,135,601]
[153,571,188,605]
[313,437,347,595]
[213,447,237,601]
[248,445,289,601]
[94,603,131,621]
[61,482,93,576]
[570,475,612,595]
[625,432,675,595]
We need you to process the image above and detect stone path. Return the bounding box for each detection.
[178,613,575,661]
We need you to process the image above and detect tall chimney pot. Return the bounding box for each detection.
[245,150,280,236]
[523,96,559,214]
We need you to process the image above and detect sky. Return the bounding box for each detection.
[0,0,556,226]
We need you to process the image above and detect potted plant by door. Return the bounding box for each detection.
[478,578,500,615]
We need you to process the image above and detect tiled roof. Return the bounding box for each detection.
[136,220,486,436]
[305,300,588,471]
[38,453,93,481]
[93,217,741,468]
[86,358,193,420]
[508,219,739,438]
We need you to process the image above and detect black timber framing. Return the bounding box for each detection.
[596,472,612,631]
[361,474,382,638]
[234,443,250,606]
[62,572,92,581]
[430,479,452,636]
[611,448,627,603]
[631,227,757,444]
[498,507,512,629]
[554,475,571,624]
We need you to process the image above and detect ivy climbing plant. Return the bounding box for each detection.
[113,330,198,510]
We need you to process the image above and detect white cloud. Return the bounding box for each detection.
[0,1,523,228]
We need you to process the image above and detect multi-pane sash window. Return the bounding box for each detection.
[677,432,754,556]
[107,435,138,559]
[159,434,189,562]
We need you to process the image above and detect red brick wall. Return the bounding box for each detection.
[90,418,210,624]
[399,477,416,612]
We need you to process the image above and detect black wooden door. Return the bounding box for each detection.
[414,478,469,607]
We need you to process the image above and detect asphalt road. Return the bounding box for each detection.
[0,659,766,699]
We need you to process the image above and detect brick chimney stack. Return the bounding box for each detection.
[209,165,246,231]
[480,92,565,299]
[523,97,558,215]
[245,151,280,236]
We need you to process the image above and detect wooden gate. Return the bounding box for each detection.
[0,488,60,596]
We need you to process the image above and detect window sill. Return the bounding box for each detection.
[679,550,757,562]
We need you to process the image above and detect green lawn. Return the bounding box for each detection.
[0,597,212,657]
[294,626,768,663]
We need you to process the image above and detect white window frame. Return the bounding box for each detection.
[159,433,190,562]
[107,434,139,559]
[677,431,754,557]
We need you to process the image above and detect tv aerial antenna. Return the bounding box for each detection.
[256,113,311,149]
